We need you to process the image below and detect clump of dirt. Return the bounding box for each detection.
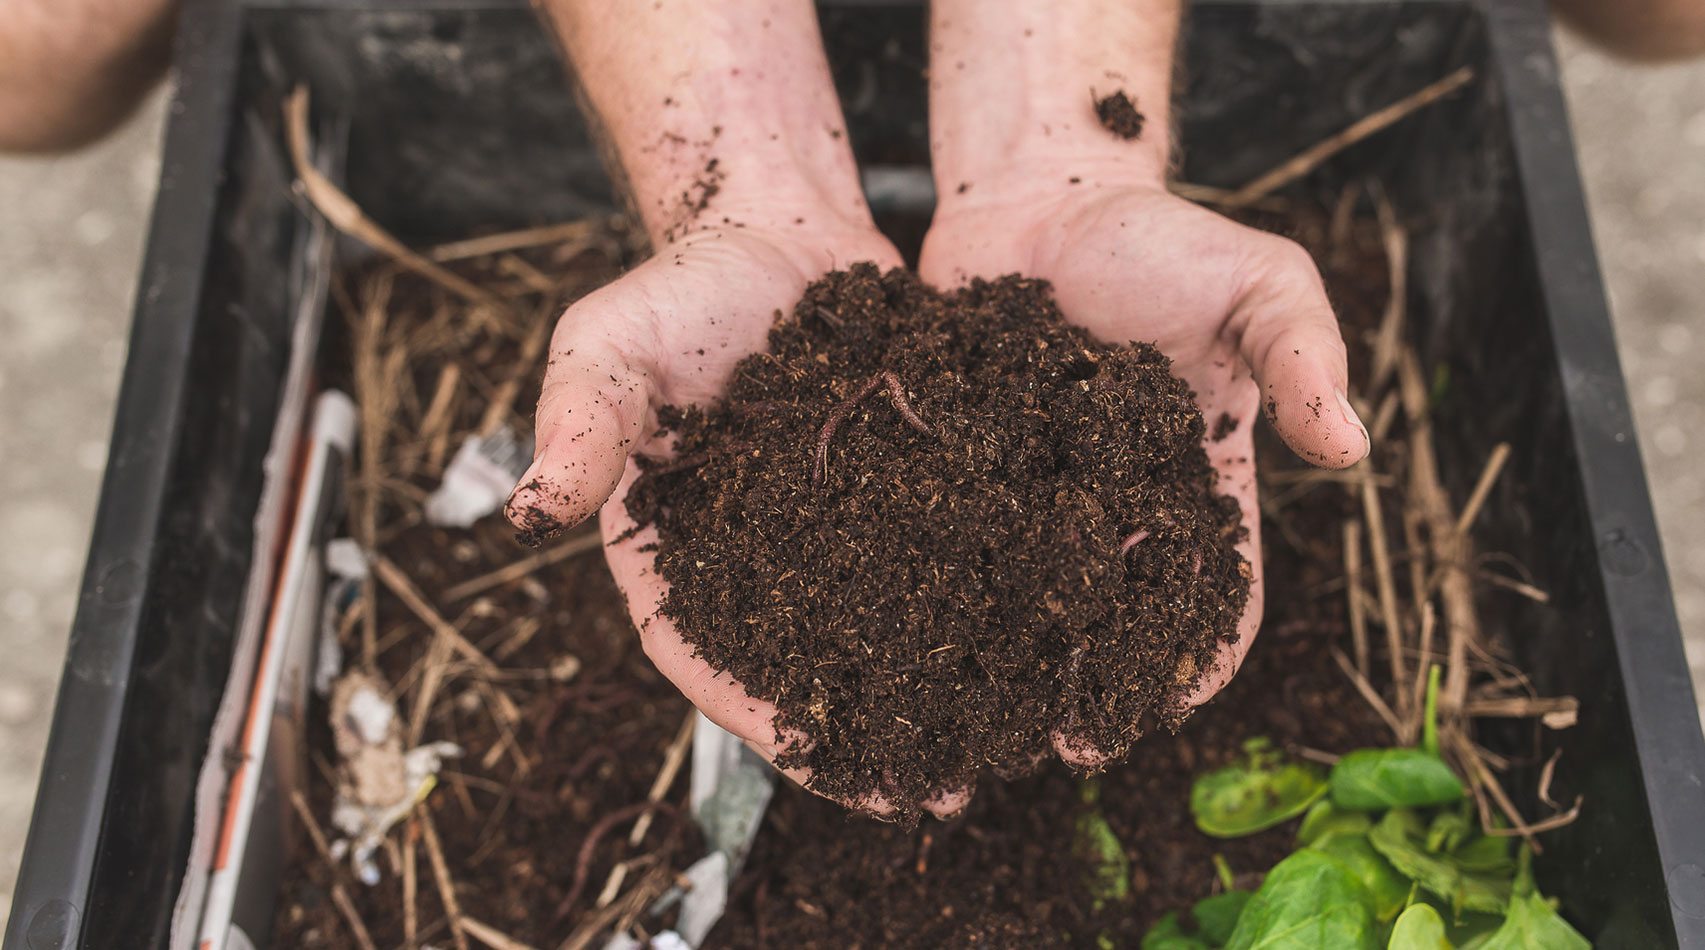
[626,265,1248,819]
[705,202,1399,947]
[1093,89,1146,140]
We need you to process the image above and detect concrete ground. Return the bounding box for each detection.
[0,25,1702,931]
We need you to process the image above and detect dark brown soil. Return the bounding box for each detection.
[274,528,703,947]
[706,579,1385,948]
[275,223,707,948]
[627,266,1248,819]
[1093,90,1146,140]
[700,199,1398,947]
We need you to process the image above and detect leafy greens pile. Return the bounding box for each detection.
[1112,670,1589,949]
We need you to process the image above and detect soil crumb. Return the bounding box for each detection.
[1211,412,1238,442]
[1093,89,1146,140]
[627,265,1247,820]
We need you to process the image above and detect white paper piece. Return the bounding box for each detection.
[608,716,775,947]
[424,427,534,527]
[326,671,461,885]
[689,714,774,860]
[671,853,731,947]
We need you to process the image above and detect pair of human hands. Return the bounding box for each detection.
[503,159,1368,817]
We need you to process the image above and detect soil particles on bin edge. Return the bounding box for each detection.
[627,265,1249,820]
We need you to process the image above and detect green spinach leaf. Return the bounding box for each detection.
[1224,850,1378,950]
[1427,811,1473,853]
[1311,832,1410,922]
[1193,890,1253,945]
[1192,738,1328,838]
[1075,781,1132,909]
[1330,749,1465,812]
[1388,903,1452,949]
[1297,800,1373,846]
[1141,912,1213,950]
[1368,811,1509,915]
[1473,893,1589,950]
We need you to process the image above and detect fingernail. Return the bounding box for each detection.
[1335,389,1369,444]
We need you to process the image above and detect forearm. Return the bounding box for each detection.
[1551,0,1705,60]
[536,0,872,244]
[0,0,175,152]
[928,0,1179,205]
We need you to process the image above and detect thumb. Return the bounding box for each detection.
[1230,238,1370,470]
[504,324,651,545]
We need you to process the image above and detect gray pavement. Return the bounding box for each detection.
[0,25,1702,932]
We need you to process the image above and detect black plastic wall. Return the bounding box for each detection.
[8,2,1703,948]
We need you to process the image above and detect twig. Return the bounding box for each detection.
[419,363,463,473]
[1370,391,1401,446]
[403,817,419,948]
[1359,469,1410,729]
[372,554,502,677]
[410,627,455,746]
[554,801,670,923]
[628,712,696,846]
[558,863,674,950]
[1330,647,1403,740]
[1368,183,1408,393]
[421,811,472,950]
[1462,695,1579,727]
[442,532,603,603]
[285,87,497,306]
[460,917,541,950]
[1399,350,1479,714]
[288,791,378,950]
[1475,569,1551,604]
[1453,442,1512,538]
[1220,67,1475,208]
[1344,521,1370,678]
[478,302,557,436]
[426,219,601,262]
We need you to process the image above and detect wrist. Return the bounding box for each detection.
[927,0,1177,213]
[539,0,872,248]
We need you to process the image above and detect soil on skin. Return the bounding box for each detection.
[627,266,1249,820]
[1093,90,1146,140]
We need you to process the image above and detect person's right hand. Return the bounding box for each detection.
[504,218,967,819]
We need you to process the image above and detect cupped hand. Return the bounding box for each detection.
[920,175,1370,762]
[505,219,967,818]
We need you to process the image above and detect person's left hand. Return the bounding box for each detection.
[921,175,1370,762]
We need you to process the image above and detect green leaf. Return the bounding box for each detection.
[1192,738,1328,838]
[1075,781,1131,910]
[1368,811,1510,915]
[1194,891,1253,945]
[1388,903,1453,949]
[1426,812,1473,853]
[1311,832,1411,923]
[1473,893,1590,950]
[1450,835,1515,875]
[1224,850,1379,950]
[1142,912,1213,950]
[1297,799,1374,846]
[1330,749,1465,811]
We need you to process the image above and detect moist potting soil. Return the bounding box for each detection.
[626,265,1249,818]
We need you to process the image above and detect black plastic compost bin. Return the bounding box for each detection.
[9,0,1705,947]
